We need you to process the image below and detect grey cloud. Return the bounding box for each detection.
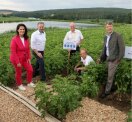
[0,0,131,11]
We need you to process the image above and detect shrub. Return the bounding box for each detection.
[0,54,15,86]
[115,60,131,94]
[84,63,107,84]
[35,75,81,120]
[80,75,99,97]
[127,110,132,122]
[83,60,131,94]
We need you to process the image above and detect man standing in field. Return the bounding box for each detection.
[98,21,125,98]
[63,22,84,55]
[31,22,46,82]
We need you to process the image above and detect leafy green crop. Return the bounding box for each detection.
[35,75,81,119]
[115,60,131,94]
[127,110,132,122]
[0,25,131,119]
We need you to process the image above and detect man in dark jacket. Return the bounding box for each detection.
[98,21,125,98]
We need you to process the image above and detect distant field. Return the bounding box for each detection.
[0,16,130,25]
[0,16,41,23]
[42,19,107,24]
[0,12,12,15]
[0,16,106,24]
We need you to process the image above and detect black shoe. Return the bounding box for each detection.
[33,72,39,77]
[111,86,117,93]
[100,93,110,99]
[40,78,46,81]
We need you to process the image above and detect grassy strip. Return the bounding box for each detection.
[0,16,41,23]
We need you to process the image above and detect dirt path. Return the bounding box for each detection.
[0,89,46,122]
[14,85,129,122]
[66,97,128,122]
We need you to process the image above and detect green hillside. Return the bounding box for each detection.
[11,8,131,23]
[0,8,131,23]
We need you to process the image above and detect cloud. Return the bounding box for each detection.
[0,0,131,11]
[0,0,27,11]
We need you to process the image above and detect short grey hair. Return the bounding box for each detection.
[69,22,76,26]
[37,22,44,25]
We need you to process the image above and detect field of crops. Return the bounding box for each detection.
[0,24,131,120]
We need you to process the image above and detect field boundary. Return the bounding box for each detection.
[0,84,61,122]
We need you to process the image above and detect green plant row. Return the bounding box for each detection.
[35,60,131,119]
[35,74,99,120]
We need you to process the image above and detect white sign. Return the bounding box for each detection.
[124,46,132,59]
[63,40,77,50]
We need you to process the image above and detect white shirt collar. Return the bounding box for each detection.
[70,29,77,33]
[37,30,44,34]
[81,55,88,60]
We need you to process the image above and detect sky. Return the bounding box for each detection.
[0,0,131,11]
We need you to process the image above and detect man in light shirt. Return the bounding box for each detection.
[74,49,94,73]
[64,22,84,55]
[31,22,46,82]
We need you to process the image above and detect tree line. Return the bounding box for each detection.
[10,8,132,24]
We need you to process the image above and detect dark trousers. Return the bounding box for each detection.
[33,51,46,81]
[68,46,80,73]
[70,46,80,55]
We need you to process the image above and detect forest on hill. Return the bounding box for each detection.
[0,8,131,23]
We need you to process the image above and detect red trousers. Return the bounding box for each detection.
[12,61,33,86]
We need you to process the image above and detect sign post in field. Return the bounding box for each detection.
[124,46,132,59]
[63,40,77,74]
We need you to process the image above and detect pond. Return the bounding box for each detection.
[0,21,100,33]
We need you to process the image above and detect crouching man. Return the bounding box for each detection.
[74,49,94,74]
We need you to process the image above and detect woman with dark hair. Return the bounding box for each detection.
[10,24,35,91]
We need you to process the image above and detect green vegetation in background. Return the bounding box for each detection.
[0,16,41,23]
[11,8,131,24]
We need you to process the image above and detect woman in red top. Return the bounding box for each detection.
[10,24,35,91]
